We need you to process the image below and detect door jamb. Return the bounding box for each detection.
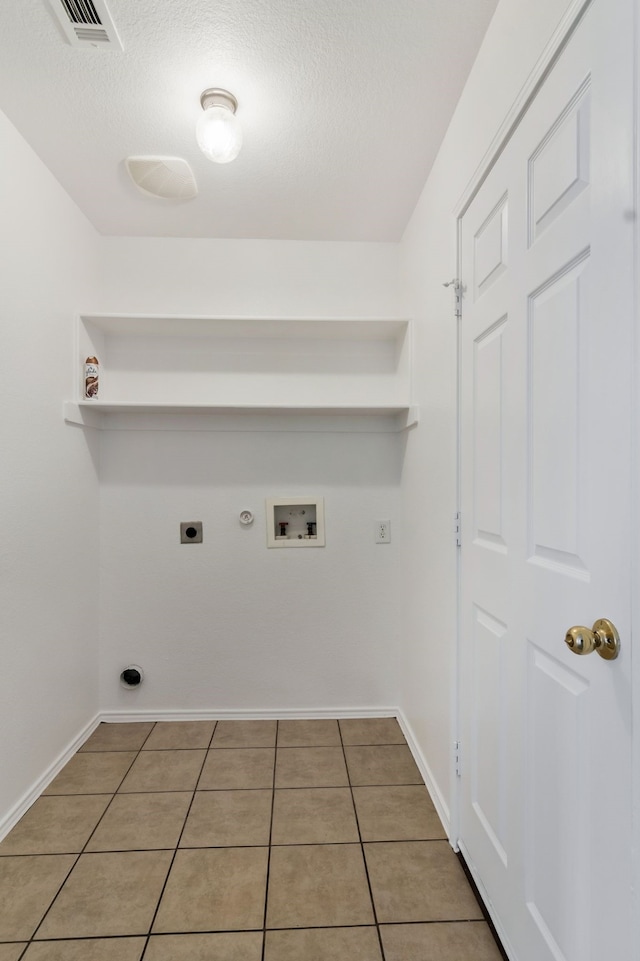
[631,0,640,947]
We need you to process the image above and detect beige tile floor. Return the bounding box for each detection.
[0,718,505,960]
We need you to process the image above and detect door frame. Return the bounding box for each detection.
[632,0,640,948]
[450,0,639,949]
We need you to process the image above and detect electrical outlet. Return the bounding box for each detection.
[375,520,391,543]
[180,521,203,543]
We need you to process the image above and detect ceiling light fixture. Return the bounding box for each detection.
[196,88,242,164]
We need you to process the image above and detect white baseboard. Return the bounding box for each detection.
[396,708,452,840]
[0,713,102,842]
[98,706,400,723]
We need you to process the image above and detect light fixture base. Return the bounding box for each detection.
[200,88,238,114]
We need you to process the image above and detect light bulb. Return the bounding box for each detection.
[196,89,242,164]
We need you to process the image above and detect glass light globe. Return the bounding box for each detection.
[196,105,242,164]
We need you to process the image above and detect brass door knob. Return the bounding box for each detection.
[564,618,620,660]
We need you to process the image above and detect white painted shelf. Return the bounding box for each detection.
[63,401,419,432]
[67,315,417,432]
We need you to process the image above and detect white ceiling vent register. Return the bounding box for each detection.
[47,0,123,49]
[125,157,198,202]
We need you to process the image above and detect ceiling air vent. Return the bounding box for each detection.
[47,0,124,50]
[125,157,199,202]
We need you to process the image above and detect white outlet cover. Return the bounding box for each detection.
[375,520,391,543]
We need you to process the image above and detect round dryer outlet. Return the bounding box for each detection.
[120,665,144,689]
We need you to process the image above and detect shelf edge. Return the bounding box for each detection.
[63,401,419,433]
[63,401,105,429]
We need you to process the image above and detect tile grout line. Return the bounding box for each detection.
[25,780,423,797]
[3,917,494,945]
[138,720,219,961]
[2,833,447,860]
[260,719,278,961]
[338,720,387,961]
[25,722,159,951]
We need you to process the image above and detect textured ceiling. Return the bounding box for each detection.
[0,0,498,241]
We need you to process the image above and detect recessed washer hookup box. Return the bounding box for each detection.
[266,497,325,548]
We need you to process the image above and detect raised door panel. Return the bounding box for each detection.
[528,81,590,245]
[474,317,509,552]
[471,606,509,868]
[525,645,590,961]
[528,254,590,580]
[474,196,508,298]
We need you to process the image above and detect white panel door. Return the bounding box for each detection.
[458,2,634,960]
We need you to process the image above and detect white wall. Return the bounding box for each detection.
[97,238,406,713]
[0,110,101,827]
[97,236,403,319]
[99,429,404,713]
[399,0,576,826]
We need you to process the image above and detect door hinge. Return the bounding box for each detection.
[453,511,461,547]
[443,278,462,318]
[454,740,462,777]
